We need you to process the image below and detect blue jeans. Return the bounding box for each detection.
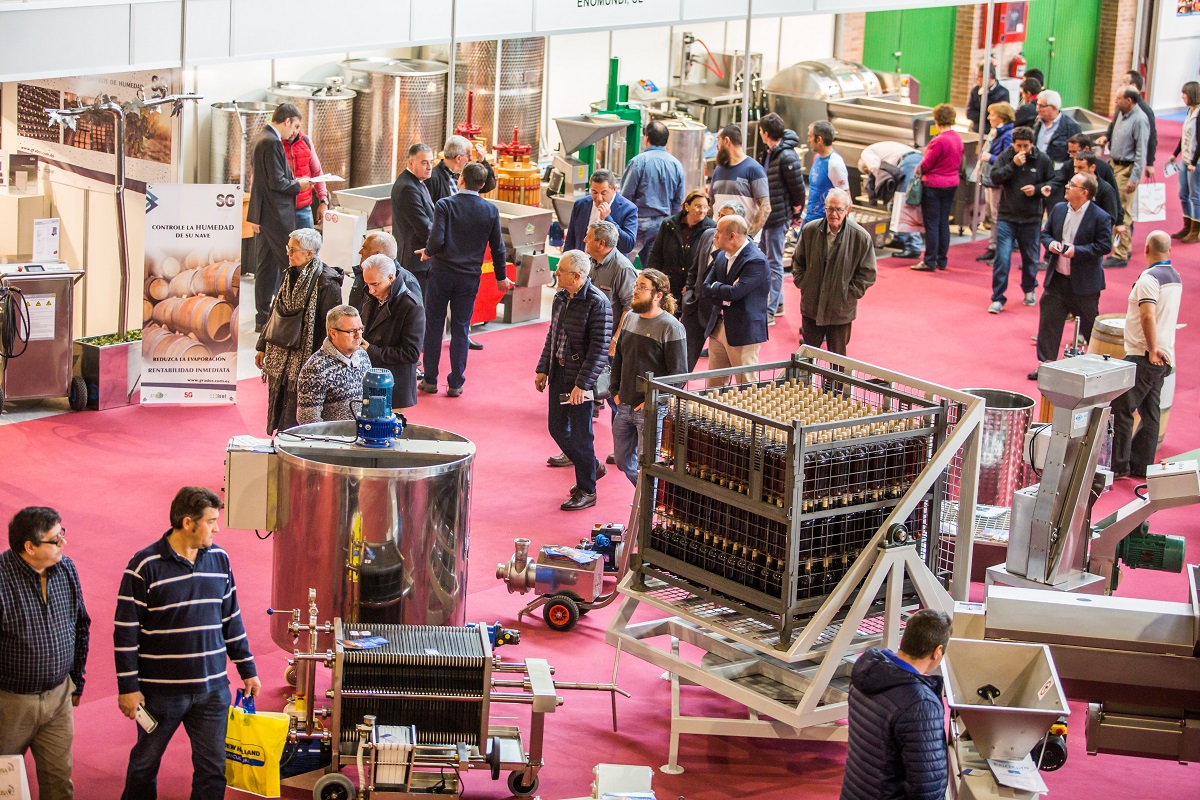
[760,222,787,314]
[894,231,925,251]
[121,684,231,800]
[422,271,480,390]
[991,220,1040,305]
[548,370,598,495]
[920,185,957,267]
[1179,164,1200,218]
[295,206,314,229]
[630,216,665,265]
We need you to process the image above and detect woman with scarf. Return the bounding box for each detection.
[255,227,345,433]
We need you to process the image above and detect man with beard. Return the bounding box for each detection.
[710,124,770,237]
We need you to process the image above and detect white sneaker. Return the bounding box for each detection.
[1023,292,1036,306]
[988,301,1003,314]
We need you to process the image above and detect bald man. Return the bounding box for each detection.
[700,214,769,386]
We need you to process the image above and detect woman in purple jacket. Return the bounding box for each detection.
[913,104,964,272]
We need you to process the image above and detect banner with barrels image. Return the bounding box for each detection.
[142,184,243,404]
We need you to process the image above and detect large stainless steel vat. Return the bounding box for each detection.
[209,101,278,190]
[269,421,475,650]
[340,58,448,187]
[962,389,1035,507]
[453,38,545,153]
[765,58,884,146]
[663,117,708,195]
[266,79,356,187]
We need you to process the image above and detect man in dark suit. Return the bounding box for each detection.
[1046,134,1118,209]
[247,103,311,330]
[1032,89,1082,167]
[562,169,638,255]
[389,143,436,296]
[357,254,425,410]
[1072,151,1122,226]
[1030,173,1113,379]
[700,214,769,387]
[417,163,512,397]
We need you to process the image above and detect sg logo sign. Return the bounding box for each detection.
[215,194,237,207]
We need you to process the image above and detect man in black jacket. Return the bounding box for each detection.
[1046,134,1118,209]
[247,103,312,330]
[757,113,805,320]
[535,250,612,511]
[988,127,1054,313]
[1032,89,1082,167]
[840,609,952,800]
[418,163,511,397]
[426,135,496,203]
[966,64,1010,134]
[358,254,425,409]
[389,143,436,296]
[1030,173,1113,378]
[1072,151,1122,226]
[1014,77,1041,129]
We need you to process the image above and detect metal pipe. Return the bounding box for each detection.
[972,0,996,242]
[740,0,753,144]
[446,0,457,142]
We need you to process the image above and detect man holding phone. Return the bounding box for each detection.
[115,487,260,800]
[535,250,613,511]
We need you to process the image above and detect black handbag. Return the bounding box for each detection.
[263,275,318,351]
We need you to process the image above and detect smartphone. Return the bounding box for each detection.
[135,704,158,734]
[559,389,595,404]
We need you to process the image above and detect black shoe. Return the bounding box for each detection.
[1026,371,1039,381]
[1112,468,1130,480]
[975,249,996,262]
[418,381,438,394]
[936,264,947,270]
[254,322,264,333]
[910,263,936,272]
[468,338,483,351]
[700,348,709,358]
[606,453,616,465]
[892,249,922,259]
[547,453,572,468]
[416,368,424,380]
[1103,257,1128,269]
[561,492,597,511]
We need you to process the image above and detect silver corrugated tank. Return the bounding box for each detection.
[962,389,1035,507]
[340,58,448,187]
[209,101,277,189]
[269,421,475,650]
[265,78,356,186]
[663,117,709,196]
[453,38,544,153]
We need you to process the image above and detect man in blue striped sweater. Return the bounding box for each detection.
[115,486,259,800]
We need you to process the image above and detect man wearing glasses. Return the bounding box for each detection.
[791,188,877,357]
[357,253,425,409]
[0,507,90,800]
[296,305,374,424]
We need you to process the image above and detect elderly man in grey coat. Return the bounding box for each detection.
[296,305,373,424]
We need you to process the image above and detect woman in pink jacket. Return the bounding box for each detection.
[912,104,964,272]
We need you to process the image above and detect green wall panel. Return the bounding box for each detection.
[1023,0,1101,109]
[862,6,957,106]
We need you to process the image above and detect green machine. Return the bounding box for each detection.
[545,58,643,229]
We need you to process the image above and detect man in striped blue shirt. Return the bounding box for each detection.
[114,486,259,800]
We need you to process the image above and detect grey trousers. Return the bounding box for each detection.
[0,677,75,800]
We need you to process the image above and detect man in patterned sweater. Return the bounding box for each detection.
[297,305,372,424]
[115,487,259,800]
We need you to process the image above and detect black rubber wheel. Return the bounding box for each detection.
[507,770,539,797]
[542,595,579,632]
[313,772,356,800]
[69,375,88,411]
[487,735,503,780]
[1031,734,1068,771]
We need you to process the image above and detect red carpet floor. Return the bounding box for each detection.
[2,124,1198,799]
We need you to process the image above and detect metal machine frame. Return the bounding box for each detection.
[606,347,985,771]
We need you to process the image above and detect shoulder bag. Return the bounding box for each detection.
[262,273,319,351]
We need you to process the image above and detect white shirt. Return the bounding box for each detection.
[1055,200,1090,275]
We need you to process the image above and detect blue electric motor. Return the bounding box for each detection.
[356,368,405,448]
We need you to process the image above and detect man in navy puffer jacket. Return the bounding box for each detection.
[840,609,952,800]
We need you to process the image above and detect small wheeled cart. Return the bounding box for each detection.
[0,259,86,413]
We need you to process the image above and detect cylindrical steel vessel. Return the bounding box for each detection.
[209,101,278,190]
[340,59,448,187]
[963,389,1035,506]
[663,117,709,196]
[269,421,474,650]
[266,79,356,189]
[453,38,544,153]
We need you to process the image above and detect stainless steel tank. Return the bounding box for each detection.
[269,421,475,650]
[765,59,885,160]
[962,389,1035,507]
[663,117,708,196]
[209,101,277,189]
[340,58,448,187]
[266,78,356,186]
[453,38,544,153]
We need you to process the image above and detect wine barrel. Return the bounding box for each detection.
[144,276,169,301]
[197,261,240,299]
[1088,313,1173,445]
[185,248,211,270]
[143,326,210,362]
[151,297,183,327]
[149,256,183,280]
[168,269,200,298]
[142,299,154,323]
[173,295,234,345]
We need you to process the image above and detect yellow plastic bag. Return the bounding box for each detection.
[225,692,290,797]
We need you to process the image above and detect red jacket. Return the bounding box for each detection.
[920,130,964,189]
[282,134,328,209]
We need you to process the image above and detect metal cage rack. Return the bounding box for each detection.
[632,353,959,648]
